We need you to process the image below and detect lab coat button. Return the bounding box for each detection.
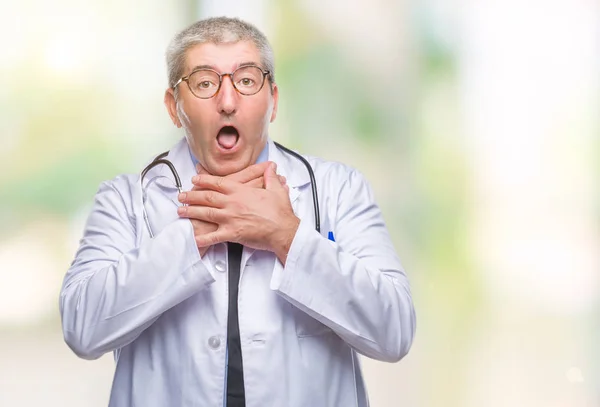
[208,336,221,349]
[214,260,226,273]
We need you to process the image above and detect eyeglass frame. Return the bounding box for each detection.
[172,64,272,99]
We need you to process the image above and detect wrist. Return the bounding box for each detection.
[273,215,300,265]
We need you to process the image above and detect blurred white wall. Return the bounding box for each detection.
[461,1,599,405]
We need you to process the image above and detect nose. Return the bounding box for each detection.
[216,74,238,116]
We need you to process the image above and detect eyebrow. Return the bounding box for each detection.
[187,61,262,74]
[188,64,215,73]
[237,61,261,69]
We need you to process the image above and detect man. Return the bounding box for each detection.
[60,16,415,407]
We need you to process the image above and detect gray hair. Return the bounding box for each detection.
[166,17,275,95]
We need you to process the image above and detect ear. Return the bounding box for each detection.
[164,88,182,128]
[269,83,279,123]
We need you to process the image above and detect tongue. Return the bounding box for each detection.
[217,133,238,149]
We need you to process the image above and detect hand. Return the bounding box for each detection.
[181,162,288,257]
[177,162,299,264]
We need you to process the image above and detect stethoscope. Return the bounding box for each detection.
[140,142,320,238]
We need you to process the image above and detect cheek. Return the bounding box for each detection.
[251,101,273,129]
[182,107,215,136]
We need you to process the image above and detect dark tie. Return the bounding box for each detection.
[226,242,245,407]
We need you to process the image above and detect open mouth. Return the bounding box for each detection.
[216,125,239,150]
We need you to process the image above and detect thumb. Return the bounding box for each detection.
[264,162,284,192]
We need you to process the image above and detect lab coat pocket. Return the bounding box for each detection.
[292,305,332,337]
[292,217,337,337]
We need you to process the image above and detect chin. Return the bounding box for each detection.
[208,158,249,177]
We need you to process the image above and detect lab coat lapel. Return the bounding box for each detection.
[147,138,197,206]
[267,139,310,208]
[165,139,197,193]
[243,140,310,264]
[137,139,197,240]
[264,139,312,270]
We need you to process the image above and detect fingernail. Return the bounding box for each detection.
[192,175,200,183]
[178,192,186,201]
[177,207,186,215]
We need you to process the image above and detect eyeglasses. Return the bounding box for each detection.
[173,65,271,99]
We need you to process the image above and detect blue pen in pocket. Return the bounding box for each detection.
[328,231,335,242]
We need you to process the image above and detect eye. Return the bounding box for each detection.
[197,80,213,89]
[238,77,255,87]
[189,70,219,91]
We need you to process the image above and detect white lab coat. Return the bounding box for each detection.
[60,137,416,407]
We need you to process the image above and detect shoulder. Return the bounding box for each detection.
[94,143,175,204]
[91,173,139,219]
[97,173,138,197]
[92,138,184,204]
[304,154,370,192]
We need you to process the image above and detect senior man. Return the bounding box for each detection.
[60,16,416,407]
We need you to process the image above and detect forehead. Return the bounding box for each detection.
[184,41,261,73]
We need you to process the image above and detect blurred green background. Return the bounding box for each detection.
[0,0,598,406]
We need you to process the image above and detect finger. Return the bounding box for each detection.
[177,205,226,223]
[192,164,210,189]
[227,161,271,184]
[245,175,285,189]
[178,190,226,207]
[194,177,264,190]
[192,174,238,194]
[245,177,264,189]
[190,218,217,229]
[264,162,285,192]
[195,229,231,248]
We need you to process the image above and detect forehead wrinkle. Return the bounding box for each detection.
[184,41,260,73]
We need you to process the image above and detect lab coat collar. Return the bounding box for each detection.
[266,139,311,190]
[164,138,197,192]
[140,138,196,206]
